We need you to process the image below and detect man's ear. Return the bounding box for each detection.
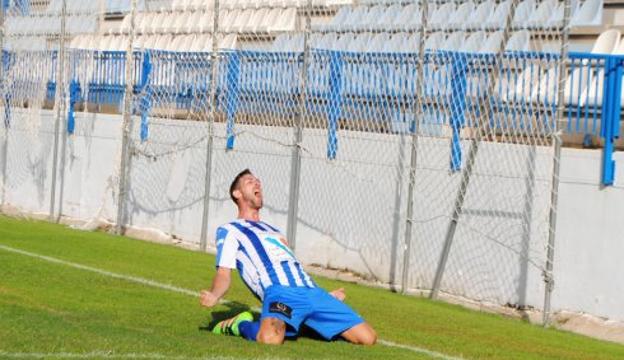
[232,189,242,201]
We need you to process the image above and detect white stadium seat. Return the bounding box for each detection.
[505,31,531,52]
[512,0,535,28]
[382,33,410,53]
[462,31,485,53]
[538,29,620,106]
[467,0,495,30]
[425,32,446,51]
[585,31,624,106]
[231,9,253,33]
[375,4,401,30]
[392,4,421,30]
[572,0,603,26]
[220,34,238,49]
[441,32,465,51]
[485,0,511,30]
[448,1,475,30]
[134,35,148,49]
[250,8,271,32]
[197,11,215,33]
[269,7,297,32]
[429,2,455,30]
[368,33,390,53]
[189,11,206,33]
[479,31,503,53]
[144,35,159,49]
[526,0,558,28]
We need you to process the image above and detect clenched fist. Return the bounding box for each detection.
[329,287,346,301]
[200,290,219,308]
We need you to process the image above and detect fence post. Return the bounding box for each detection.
[286,0,312,252]
[542,0,572,327]
[400,0,428,294]
[55,2,73,223]
[199,0,221,251]
[115,0,137,235]
[430,0,520,300]
[0,0,7,206]
[49,0,67,222]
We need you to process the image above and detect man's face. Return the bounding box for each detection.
[235,174,263,210]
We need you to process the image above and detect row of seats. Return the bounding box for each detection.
[112,7,297,35]
[499,30,621,106]
[564,29,624,106]
[167,0,352,11]
[12,0,136,15]
[67,30,530,53]
[317,0,602,32]
[4,0,114,37]
[270,31,530,53]
[5,15,98,36]
[69,33,238,51]
[44,0,105,14]
[3,36,49,52]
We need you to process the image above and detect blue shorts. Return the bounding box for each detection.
[261,285,364,340]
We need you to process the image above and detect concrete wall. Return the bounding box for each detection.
[1,110,623,322]
[553,149,624,321]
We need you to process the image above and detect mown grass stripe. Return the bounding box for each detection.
[0,243,460,360]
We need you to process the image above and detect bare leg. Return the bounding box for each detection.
[341,322,377,345]
[256,317,286,345]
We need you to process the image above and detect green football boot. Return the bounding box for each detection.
[211,311,254,336]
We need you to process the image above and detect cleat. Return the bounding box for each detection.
[211,311,253,336]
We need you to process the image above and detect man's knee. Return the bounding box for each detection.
[343,323,377,345]
[357,327,377,346]
[256,318,286,345]
[257,331,285,345]
[357,324,377,345]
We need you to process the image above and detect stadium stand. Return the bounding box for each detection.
[3,0,623,155]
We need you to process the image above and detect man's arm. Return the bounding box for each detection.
[200,267,232,308]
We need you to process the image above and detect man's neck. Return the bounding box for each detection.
[238,208,260,222]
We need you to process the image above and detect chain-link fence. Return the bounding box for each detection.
[4,0,616,324]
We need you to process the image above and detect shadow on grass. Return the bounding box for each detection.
[198,301,328,342]
[199,301,252,331]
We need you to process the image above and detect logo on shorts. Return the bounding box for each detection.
[269,301,293,319]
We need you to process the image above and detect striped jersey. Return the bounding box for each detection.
[215,219,315,300]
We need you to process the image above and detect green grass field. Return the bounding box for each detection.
[1,215,624,360]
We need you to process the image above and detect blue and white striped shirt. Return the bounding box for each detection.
[215,219,315,300]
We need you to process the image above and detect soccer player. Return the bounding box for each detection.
[199,169,377,345]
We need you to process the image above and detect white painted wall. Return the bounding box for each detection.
[552,149,624,321]
[1,110,623,322]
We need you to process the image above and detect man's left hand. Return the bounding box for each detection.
[329,288,346,301]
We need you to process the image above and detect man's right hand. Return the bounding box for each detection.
[200,290,219,308]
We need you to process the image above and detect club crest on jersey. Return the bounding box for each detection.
[262,235,295,260]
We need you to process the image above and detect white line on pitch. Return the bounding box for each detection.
[0,351,287,359]
[0,244,463,360]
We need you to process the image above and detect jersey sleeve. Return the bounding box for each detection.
[215,226,237,269]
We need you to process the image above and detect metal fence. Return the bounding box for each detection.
[0,0,621,325]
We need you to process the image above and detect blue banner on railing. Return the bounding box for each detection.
[11,48,619,186]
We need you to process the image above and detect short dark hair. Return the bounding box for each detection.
[229,169,253,204]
